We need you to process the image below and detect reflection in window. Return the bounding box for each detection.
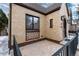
[34,17,39,30]
[26,16,32,30]
[66,3,79,24]
[26,15,39,32]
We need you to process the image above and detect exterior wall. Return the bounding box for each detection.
[11,3,69,44]
[12,4,45,44]
[45,10,63,41]
[45,4,69,41]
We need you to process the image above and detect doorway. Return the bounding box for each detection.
[61,16,67,38]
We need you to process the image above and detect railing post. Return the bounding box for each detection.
[13,35,22,56]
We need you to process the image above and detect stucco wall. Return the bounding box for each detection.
[45,4,68,41]
[59,4,69,37]
[12,4,45,44]
[45,10,63,41]
[11,3,69,44]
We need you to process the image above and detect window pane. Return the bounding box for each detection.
[26,16,32,30]
[33,17,39,30]
[66,3,79,24]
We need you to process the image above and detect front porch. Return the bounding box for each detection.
[10,32,79,56]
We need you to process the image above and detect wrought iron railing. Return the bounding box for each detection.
[12,32,78,56]
[52,47,64,56]
[13,35,22,56]
[53,33,78,56]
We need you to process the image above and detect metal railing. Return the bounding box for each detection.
[52,46,67,56]
[53,33,78,56]
[13,35,22,56]
[52,46,64,56]
[12,32,78,56]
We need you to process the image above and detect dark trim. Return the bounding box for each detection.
[46,7,61,15]
[26,37,40,40]
[26,14,40,18]
[11,38,61,49]
[45,38,61,44]
[68,31,77,33]
[19,38,45,47]
[11,38,45,49]
[26,30,40,33]
[9,3,12,51]
[14,3,61,15]
[61,15,67,37]
[14,3,46,15]
[25,14,27,41]
[20,38,60,47]
[65,3,69,17]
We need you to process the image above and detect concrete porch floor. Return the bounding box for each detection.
[9,39,79,56]
[20,40,62,56]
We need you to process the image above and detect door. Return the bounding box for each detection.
[61,16,67,38]
[63,18,67,37]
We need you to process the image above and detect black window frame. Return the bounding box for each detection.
[25,14,40,32]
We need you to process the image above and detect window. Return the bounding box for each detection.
[50,19,53,28]
[66,3,79,24]
[26,14,39,32]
